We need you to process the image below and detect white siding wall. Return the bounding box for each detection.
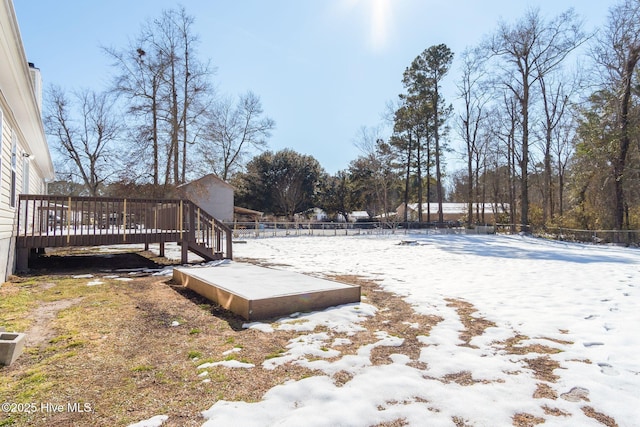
[0,106,13,281]
[0,106,13,242]
[1,0,54,282]
[0,101,46,281]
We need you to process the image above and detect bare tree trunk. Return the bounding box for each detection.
[426,140,432,223]
[467,148,473,227]
[434,86,444,224]
[613,55,639,230]
[403,136,412,223]
[416,135,423,223]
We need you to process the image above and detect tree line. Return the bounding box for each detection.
[46,2,640,233]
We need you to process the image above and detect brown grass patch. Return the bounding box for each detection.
[523,356,561,382]
[327,274,443,367]
[452,416,473,427]
[533,383,558,400]
[372,419,409,427]
[513,412,545,426]
[441,371,476,385]
[581,406,618,427]
[542,405,570,417]
[500,335,564,355]
[445,298,496,347]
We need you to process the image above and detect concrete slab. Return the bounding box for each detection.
[173,262,361,321]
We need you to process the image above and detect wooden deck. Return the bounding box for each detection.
[16,195,233,270]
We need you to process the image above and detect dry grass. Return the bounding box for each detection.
[582,406,619,427]
[1,251,319,426]
[512,412,545,426]
[326,274,442,369]
[0,249,621,427]
[445,298,496,347]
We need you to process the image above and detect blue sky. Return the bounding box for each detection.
[14,0,615,175]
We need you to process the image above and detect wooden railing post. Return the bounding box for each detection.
[181,200,196,264]
[66,196,71,244]
[226,226,233,259]
[123,198,127,242]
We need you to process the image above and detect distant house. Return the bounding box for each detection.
[396,203,508,224]
[1,0,55,282]
[298,208,372,223]
[233,206,262,222]
[176,174,234,222]
[348,211,370,222]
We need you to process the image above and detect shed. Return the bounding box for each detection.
[176,174,234,222]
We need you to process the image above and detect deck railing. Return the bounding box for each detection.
[16,195,232,267]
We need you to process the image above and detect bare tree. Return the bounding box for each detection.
[486,8,586,232]
[590,0,640,231]
[44,86,122,196]
[457,47,490,226]
[198,91,275,180]
[552,111,577,218]
[106,6,214,187]
[537,73,574,223]
[351,126,399,221]
[105,41,167,186]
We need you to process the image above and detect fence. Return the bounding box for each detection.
[228,221,490,239]
[534,226,640,246]
[229,220,640,246]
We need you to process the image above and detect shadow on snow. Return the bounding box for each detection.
[406,233,637,265]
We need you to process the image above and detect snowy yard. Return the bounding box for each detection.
[137,233,639,426]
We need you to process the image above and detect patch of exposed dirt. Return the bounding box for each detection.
[26,298,84,347]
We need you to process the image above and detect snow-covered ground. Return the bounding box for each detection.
[132,233,640,426]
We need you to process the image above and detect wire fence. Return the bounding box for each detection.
[228,221,640,246]
[228,221,496,239]
[532,226,640,246]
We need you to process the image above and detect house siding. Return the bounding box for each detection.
[0,105,14,242]
[0,103,17,281]
[1,0,55,282]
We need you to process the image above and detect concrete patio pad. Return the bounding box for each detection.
[172,262,361,321]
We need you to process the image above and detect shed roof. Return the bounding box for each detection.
[177,174,234,190]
